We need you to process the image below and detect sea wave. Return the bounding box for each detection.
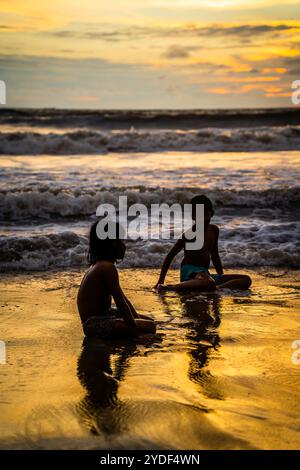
[1,126,300,154]
[1,220,299,271]
[1,187,299,220]
[1,107,299,130]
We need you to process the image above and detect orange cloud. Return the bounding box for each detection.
[262,67,287,74]
[206,81,287,96]
[266,92,291,97]
[206,87,231,94]
[224,76,280,83]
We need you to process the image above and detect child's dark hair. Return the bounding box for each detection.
[190,195,214,215]
[88,220,125,265]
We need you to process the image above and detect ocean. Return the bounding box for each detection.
[0,107,299,272]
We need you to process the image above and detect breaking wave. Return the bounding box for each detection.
[1,218,299,271]
[0,187,299,220]
[1,126,300,154]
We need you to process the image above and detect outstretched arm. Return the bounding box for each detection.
[155,237,184,288]
[211,227,224,275]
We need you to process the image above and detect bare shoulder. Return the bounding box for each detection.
[209,224,219,235]
[209,224,220,233]
[93,261,117,274]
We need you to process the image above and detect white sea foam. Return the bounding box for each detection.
[1,218,299,271]
[0,187,299,220]
[1,126,300,154]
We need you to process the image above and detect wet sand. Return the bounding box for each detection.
[0,268,299,449]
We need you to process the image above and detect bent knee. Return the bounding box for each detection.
[207,279,217,291]
[243,275,252,288]
[200,277,217,291]
[148,321,156,334]
[195,273,216,291]
[137,319,156,334]
[237,275,252,288]
[144,320,156,334]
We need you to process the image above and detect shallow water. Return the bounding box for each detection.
[0,268,299,449]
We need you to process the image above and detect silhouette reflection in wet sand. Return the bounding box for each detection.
[159,291,223,400]
[76,294,254,449]
[77,339,137,437]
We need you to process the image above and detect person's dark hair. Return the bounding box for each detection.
[190,195,214,216]
[88,220,125,265]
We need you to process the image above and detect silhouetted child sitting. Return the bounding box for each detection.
[78,221,156,339]
[155,195,252,292]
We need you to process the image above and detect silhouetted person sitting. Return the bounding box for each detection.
[77,221,156,339]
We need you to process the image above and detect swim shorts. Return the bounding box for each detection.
[82,314,117,339]
[180,264,222,285]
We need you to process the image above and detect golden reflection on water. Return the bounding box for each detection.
[1,151,299,190]
[0,269,299,449]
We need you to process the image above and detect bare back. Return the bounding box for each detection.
[77,261,113,323]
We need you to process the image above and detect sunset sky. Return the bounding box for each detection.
[0,0,299,108]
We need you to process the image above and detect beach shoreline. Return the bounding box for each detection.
[1,267,299,450]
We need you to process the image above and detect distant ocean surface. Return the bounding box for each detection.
[1,107,300,154]
[0,107,299,271]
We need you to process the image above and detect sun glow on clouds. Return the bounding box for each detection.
[0,0,299,108]
[141,0,300,9]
